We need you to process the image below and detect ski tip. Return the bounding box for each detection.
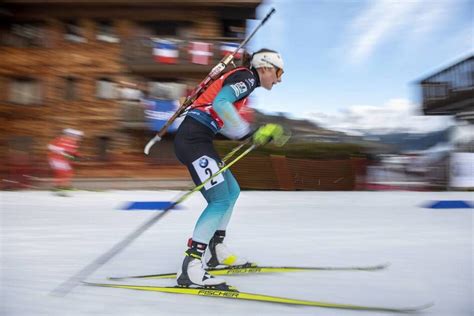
[423,302,435,310]
[376,262,391,269]
[81,281,95,287]
[403,302,435,313]
[82,281,114,288]
[421,302,435,309]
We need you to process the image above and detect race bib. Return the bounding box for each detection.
[192,155,225,190]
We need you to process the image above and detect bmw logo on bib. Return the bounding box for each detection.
[199,158,209,168]
[192,155,225,190]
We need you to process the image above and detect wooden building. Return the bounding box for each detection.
[0,0,260,182]
[419,55,474,121]
[418,54,474,189]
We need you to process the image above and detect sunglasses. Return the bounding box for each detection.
[275,67,284,79]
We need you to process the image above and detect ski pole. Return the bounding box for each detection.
[221,138,252,163]
[50,142,257,297]
[172,143,256,206]
[144,8,276,155]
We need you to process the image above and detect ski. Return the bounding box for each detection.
[83,282,433,313]
[109,262,390,280]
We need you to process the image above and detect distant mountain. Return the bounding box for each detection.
[253,110,345,141]
[252,110,451,153]
[364,128,451,152]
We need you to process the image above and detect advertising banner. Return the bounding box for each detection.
[143,99,183,132]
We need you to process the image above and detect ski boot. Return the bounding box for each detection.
[176,239,229,289]
[205,230,253,268]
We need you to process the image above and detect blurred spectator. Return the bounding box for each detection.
[47,128,83,195]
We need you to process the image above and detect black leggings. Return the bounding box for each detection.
[174,116,222,185]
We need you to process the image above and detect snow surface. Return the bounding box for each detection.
[1,190,473,316]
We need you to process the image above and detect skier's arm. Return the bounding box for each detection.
[212,85,251,140]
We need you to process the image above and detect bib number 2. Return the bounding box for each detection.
[192,155,225,190]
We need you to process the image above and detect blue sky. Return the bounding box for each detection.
[246,0,473,133]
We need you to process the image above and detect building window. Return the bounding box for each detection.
[64,77,79,100]
[0,22,46,47]
[96,21,119,43]
[96,78,117,99]
[9,78,42,105]
[97,136,111,161]
[64,20,86,43]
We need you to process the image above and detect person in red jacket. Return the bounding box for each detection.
[48,128,83,194]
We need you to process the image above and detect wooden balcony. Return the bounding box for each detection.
[122,36,244,76]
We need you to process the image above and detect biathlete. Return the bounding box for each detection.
[47,128,83,195]
[174,49,286,288]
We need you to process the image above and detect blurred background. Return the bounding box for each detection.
[0,0,472,192]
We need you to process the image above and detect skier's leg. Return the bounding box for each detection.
[176,155,232,287]
[50,158,71,195]
[62,168,73,189]
[205,171,251,267]
[192,177,233,244]
[216,170,240,231]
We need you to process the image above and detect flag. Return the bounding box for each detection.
[189,41,213,65]
[220,42,244,59]
[152,39,179,64]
